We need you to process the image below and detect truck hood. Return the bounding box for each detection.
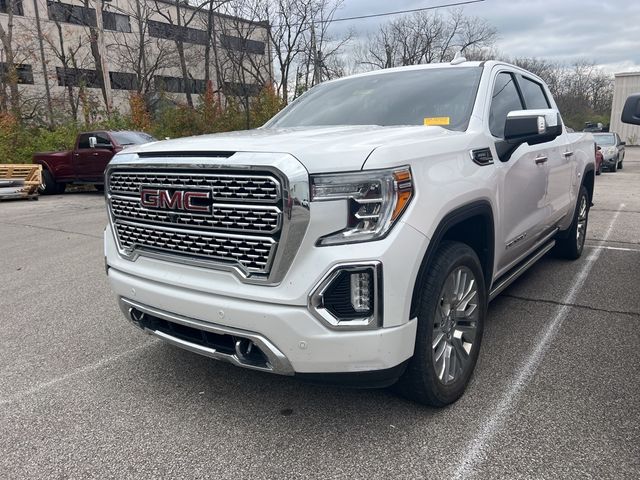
[128,125,460,173]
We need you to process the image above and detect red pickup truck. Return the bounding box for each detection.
[33,130,155,194]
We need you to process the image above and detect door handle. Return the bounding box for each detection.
[535,156,548,164]
[93,152,99,156]
[563,151,574,157]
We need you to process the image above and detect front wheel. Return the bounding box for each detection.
[394,241,486,407]
[610,159,618,172]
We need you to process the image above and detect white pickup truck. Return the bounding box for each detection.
[104,60,595,406]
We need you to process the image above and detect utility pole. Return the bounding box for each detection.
[33,0,54,127]
[310,23,321,86]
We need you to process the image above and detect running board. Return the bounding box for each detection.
[489,240,555,301]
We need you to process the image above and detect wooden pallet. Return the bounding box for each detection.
[0,164,42,200]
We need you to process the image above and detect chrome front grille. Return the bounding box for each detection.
[107,168,284,276]
[109,172,280,202]
[115,222,276,271]
[110,197,281,234]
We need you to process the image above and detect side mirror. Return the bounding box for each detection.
[504,109,562,146]
[89,136,97,149]
[621,93,640,125]
[620,141,626,146]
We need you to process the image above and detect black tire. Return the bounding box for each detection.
[394,241,486,407]
[39,169,63,195]
[610,159,618,173]
[555,185,589,260]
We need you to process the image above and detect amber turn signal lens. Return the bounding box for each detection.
[392,169,413,221]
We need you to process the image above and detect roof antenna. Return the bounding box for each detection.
[450,50,467,65]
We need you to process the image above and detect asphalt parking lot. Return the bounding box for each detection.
[1,150,639,479]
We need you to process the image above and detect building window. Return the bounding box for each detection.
[223,81,261,97]
[56,67,102,88]
[155,75,206,94]
[220,34,265,55]
[148,20,208,46]
[110,71,137,90]
[0,0,24,16]
[47,1,96,27]
[0,63,33,84]
[103,11,131,33]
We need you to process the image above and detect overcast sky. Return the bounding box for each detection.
[328,0,640,73]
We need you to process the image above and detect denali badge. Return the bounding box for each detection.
[140,187,211,213]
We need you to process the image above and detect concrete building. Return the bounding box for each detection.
[610,71,640,145]
[0,0,272,120]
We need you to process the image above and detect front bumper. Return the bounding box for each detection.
[602,154,618,167]
[108,267,418,375]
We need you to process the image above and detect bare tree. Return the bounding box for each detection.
[0,0,22,117]
[152,0,209,108]
[264,0,312,104]
[357,9,496,70]
[292,0,350,97]
[217,0,271,127]
[107,0,177,104]
[41,8,92,122]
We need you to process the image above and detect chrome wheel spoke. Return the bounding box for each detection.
[431,265,479,386]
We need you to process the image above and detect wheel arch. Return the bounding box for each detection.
[410,200,495,318]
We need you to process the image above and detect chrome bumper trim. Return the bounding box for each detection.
[118,297,295,375]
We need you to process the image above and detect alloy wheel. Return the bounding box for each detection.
[432,266,479,385]
[576,194,588,250]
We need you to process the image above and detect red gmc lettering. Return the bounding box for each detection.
[159,190,183,210]
[183,191,211,212]
[140,188,160,208]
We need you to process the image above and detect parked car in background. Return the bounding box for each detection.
[595,145,603,175]
[34,131,156,194]
[593,132,625,172]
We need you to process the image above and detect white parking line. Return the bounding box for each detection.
[0,341,156,407]
[451,206,623,479]
[587,245,640,253]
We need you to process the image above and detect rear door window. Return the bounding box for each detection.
[489,72,524,138]
[518,76,551,109]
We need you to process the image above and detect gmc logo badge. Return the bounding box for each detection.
[140,188,211,213]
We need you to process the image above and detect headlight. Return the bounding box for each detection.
[606,147,617,155]
[310,167,413,246]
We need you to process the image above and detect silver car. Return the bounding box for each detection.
[593,132,626,172]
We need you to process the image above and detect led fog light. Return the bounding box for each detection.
[309,263,382,330]
[350,270,372,313]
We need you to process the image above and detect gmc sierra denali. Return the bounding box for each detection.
[104,60,595,406]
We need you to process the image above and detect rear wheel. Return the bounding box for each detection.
[555,185,589,260]
[39,169,65,195]
[394,241,486,406]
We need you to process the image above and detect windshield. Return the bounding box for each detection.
[267,67,482,131]
[593,133,615,146]
[112,131,156,146]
